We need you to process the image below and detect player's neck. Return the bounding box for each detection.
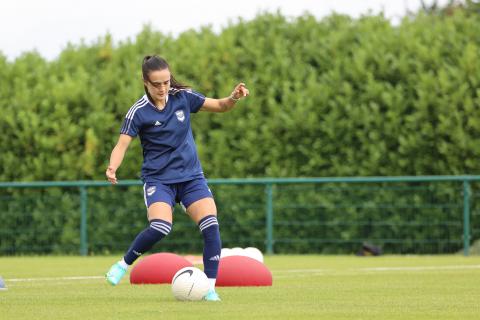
[153,98,166,110]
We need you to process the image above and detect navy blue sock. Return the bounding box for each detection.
[123,219,172,265]
[198,215,221,279]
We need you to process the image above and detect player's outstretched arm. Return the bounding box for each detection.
[200,83,249,113]
[106,134,133,184]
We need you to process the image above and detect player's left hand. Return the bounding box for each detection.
[231,83,249,100]
[106,166,118,185]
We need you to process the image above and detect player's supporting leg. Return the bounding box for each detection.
[106,202,173,286]
[199,215,221,296]
[187,198,222,301]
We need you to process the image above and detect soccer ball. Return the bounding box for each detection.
[171,267,209,301]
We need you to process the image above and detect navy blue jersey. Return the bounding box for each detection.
[120,88,206,184]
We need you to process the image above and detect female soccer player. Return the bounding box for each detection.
[105,55,249,301]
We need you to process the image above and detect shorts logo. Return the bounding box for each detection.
[146,186,156,196]
[175,110,185,122]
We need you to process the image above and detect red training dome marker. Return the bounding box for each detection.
[130,252,193,284]
[216,255,273,286]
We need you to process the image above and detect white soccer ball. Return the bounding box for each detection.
[171,267,209,301]
[244,247,264,263]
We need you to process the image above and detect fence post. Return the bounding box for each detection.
[463,180,471,256]
[80,186,88,256]
[265,183,274,254]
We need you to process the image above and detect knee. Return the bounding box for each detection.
[149,219,172,239]
[198,215,219,231]
[198,215,220,241]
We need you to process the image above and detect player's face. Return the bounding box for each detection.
[145,69,171,102]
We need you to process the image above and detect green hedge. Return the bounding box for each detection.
[1,8,479,254]
[1,10,479,181]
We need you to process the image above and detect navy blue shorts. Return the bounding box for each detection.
[143,177,213,209]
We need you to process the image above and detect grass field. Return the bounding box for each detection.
[1,255,480,319]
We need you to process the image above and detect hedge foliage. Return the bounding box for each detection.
[1,8,479,254]
[1,10,479,181]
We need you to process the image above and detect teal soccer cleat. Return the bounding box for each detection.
[204,289,221,301]
[106,262,127,286]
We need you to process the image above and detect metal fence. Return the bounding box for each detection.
[0,176,478,256]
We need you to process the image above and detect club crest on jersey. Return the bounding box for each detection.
[146,186,156,196]
[175,110,185,122]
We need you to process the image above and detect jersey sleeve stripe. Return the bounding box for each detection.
[120,98,148,134]
[126,97,148,119]
[121,98,146,134]
[183,89,205,99]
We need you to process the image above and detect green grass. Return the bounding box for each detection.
[1,255,480,319]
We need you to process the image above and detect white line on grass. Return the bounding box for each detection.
[275,269,328,273]
[273,265,480,279]
[6,264,480,283]
[273,264,480,275]
[6,276,104,282]
[360,265,480,272]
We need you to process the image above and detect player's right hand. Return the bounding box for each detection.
[106,166,118,184]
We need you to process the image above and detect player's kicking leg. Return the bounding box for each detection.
[106,200,173,286]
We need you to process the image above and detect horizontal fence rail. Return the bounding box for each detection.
[0,176,479,256]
